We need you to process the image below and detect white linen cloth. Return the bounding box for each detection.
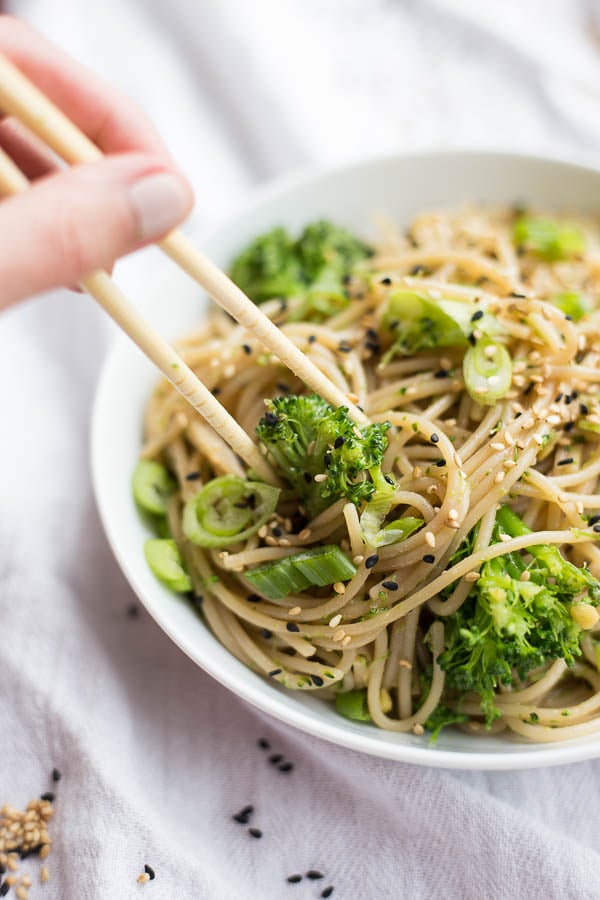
[3,1,600,897]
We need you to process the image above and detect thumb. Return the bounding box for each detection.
[0,153,193,308]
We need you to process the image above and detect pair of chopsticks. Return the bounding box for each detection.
[0,53,368,483]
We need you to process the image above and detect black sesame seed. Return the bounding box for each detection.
[258,738,270,750]
[565,314,573,321]
[338,341,352,353]
[382,580,399,591]
[185,471,201,481]
[468,333,476,346]
[589,515,600,526]
[321,888,334,899]
[0,883,9,897]
[324,452,332,468]
[580,404,589,416]
[594,524,600,533]
[422,554,435,564]
[571,391,579,400]
[410,264,427,276]
[565,395,572,405]
[523,382,534,396]
[242,344,252,355]
[277,382,290,394]
[334,436,345,449]
[193,594,204,609]
[0,865,4,875]
[247,594,262,603]
[126,604,139,619]
[248,828,262,839]
[365,554,379,569]
[286,622,300,633]
[304,472,312,485]
[308,335,317,344]
[261,629,273,639]
[307,871,324,880]
[278,762,294,772]
[384,475,394,485]
[264,411,279,426]
[565,422,575,432]
[435,459,446,467]
[40,792,54,803]
[211,387,222,397]
[233,812,249,824]
[510,292,527,299]
[434,369,449,379]
[287,874,303,883]
[144,865,156,881]
[268,668,282,677]
[281,647,296,656]
[52,768,62,782]
[269,754,283,764]
[471,309,484,322]
[557,458,574,467]
[430,433,439,444]
[366,328,378,340]
[555,394,563,403]
[380,277,392,285]
[365,340,380,352]
[312,675,324,686]
[272,526,283,537]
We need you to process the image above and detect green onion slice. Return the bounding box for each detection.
[133,460,176,515]
[245,545,357,600]
[551,291,590,322]
[381,291,469,358]
[513,217,586,261]
[144,539,192,592]
[335,689,371,722]
[183,476,280,548]
[463,337,512,405]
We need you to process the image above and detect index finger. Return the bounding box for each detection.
[0,16,172,162]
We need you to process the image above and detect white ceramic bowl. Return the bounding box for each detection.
[92,150,600,769]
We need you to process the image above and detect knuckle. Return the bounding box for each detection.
[52,200,94,282]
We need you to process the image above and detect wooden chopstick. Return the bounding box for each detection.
[0,144,278,483]
[0,52,368,425]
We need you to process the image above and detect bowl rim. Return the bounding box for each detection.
[92,147,600,769]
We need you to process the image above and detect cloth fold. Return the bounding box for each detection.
[3,1,600,896]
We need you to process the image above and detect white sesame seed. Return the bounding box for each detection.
[504,431,514,446]
[474,386,488,395]
[333,582,346,594]
[398,659,413,669]
[412,466,422,479]
[341,635,352,647]
[494,471,505,484]
[137,873,150,884]
[447,508,458,520]
[329,614,342,628]
[533,433,544,445]
[289,606,302,615]
[499,532,512,542]
[490,442,505,451]
[314,473,327,483]
[425,531,436,548]
[412,724,425,736]
[353,555,364,565]
[546,414,561,426]
[298,528,312,541]
[520,570,531,582]
[465,571,480,582]
[333,629,346,642]
[41,867,49,883]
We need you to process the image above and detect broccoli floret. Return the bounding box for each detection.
[438,507,599,725]
[296,220,372,282]
[229,220,372,320]
[255,394,390,518]
[229,226,303,304]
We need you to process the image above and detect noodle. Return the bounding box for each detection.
[138,204,600,743]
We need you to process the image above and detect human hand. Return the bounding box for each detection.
[0,16,194,309]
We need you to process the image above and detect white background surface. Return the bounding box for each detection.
[3,1,600,897]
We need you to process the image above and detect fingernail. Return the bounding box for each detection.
[129,172,191,240]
